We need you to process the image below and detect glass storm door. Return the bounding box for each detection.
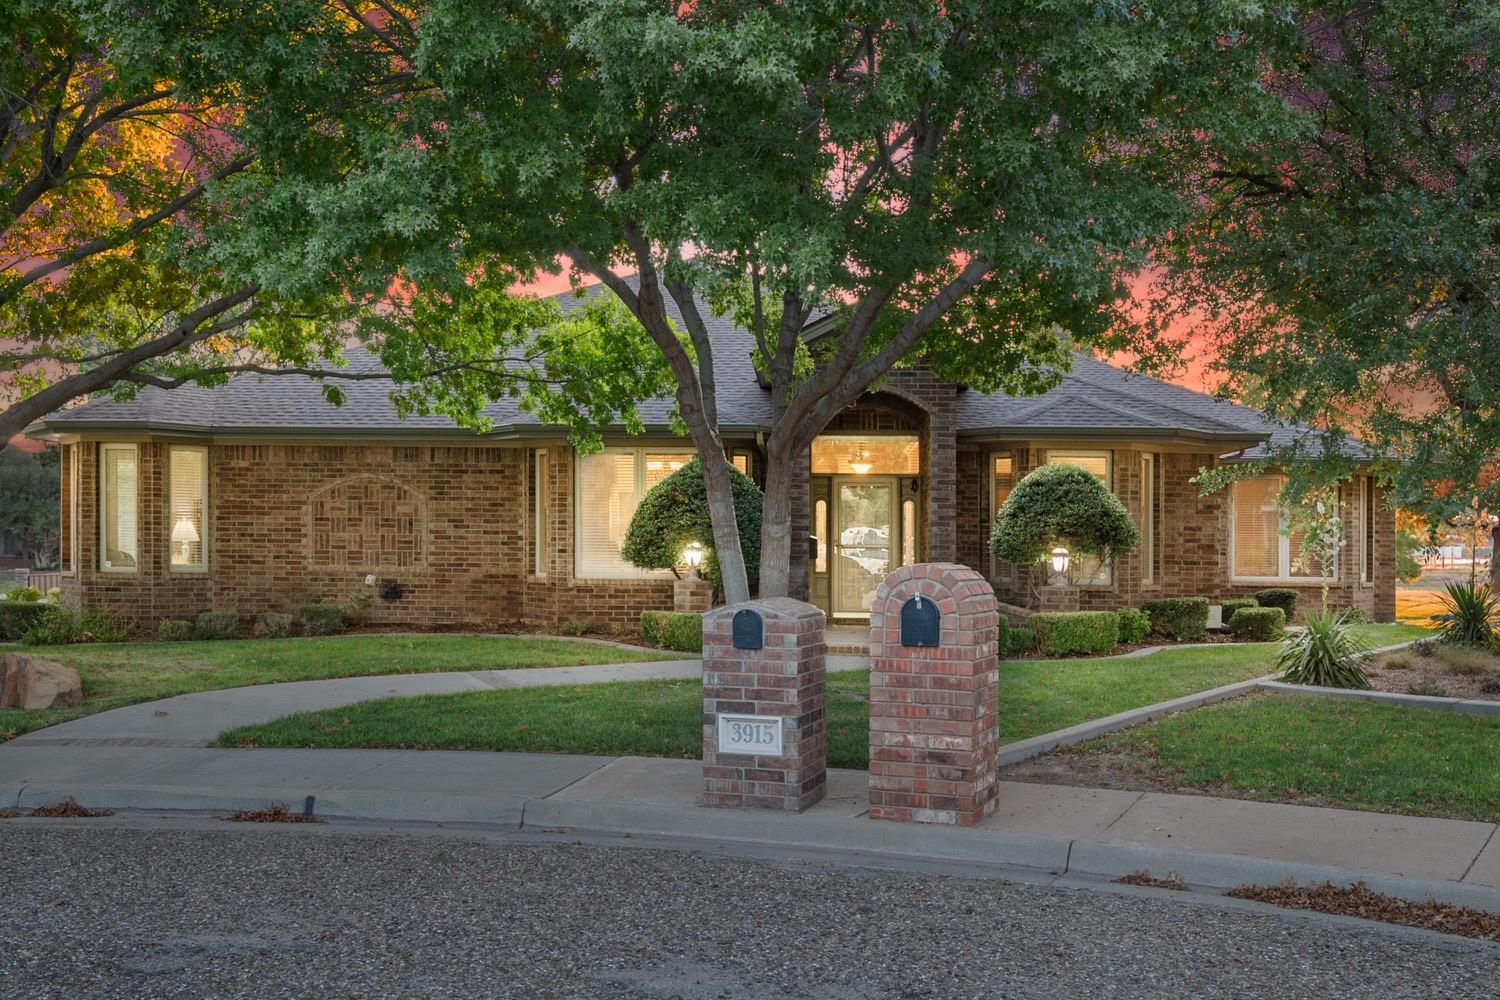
[832,478,895,616]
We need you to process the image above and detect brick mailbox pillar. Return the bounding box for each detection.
[702,597,827,811]
[868,563,1000,826]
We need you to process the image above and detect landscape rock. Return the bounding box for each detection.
[0,653,82,710]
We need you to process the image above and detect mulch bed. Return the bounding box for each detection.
[1365,645,1500,702]
[1229,881,1500,941]
[222,803,323,824]
[28,796,114,818]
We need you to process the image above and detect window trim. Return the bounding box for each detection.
[66,445,80,575]
[166,445,210,574]
[572,445,696,580]
[1229,474,1340,584]
[987,450,1015,581]
[1140,453,1156,585]
[1360,476,1375,586]
[98,443,139,575]
[532,449,549,579]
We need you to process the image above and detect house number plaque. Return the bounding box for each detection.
[716,713,785,756]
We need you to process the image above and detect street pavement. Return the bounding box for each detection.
[1,819,1495,999]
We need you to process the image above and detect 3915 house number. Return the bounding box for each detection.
[717,714,785,756]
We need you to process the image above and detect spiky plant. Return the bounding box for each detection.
[1432,581,1499,648]
[1276,609,1371,689]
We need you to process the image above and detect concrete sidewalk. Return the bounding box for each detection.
[4,654,870,747]
[5,742,1499,913]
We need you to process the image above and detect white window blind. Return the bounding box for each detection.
[575,448,693,578]
[100,444,138,572]
[169,447,207,570]
[1232,475,1335,580]
[1141,453,1156,584]
[533,450,550,578]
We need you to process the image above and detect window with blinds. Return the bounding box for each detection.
[1232,475,1333,580]
[574,448,693,578]
[100,444,139,572]
[1141,453,1156,584]
[533,450,550,578]
[168,447,208,570]
[1044,450,1113,585]
[989,452,1015,580]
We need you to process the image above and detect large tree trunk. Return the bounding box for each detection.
[757,438,797,598]
[695,443,752,605]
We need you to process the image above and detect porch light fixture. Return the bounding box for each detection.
[849,447,873,475]
[171,517,200,562]
[683,541,705,577]
[1050,546,1071,577]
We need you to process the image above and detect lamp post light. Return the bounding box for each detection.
[683,541,705,578]
[1049,545,1071,586]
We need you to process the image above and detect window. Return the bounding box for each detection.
[99,444,138,572]
[814,498,828,573]
[1361,476,1376,584]
[1232,475,1334,581]
[901,499,916,566]
[574,447,693,578]
[168,447,208,571]
[1140,453,1156,584]
[989,453,1015,578]
[66,445,79,574]
[1045,450,1113,585]
[731,452,751,475]
[533,449,551,578]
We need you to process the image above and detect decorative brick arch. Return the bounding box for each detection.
[868,562,1000,826]
[304,475,429,570]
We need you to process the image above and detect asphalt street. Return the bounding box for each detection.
[2,819,1496,999]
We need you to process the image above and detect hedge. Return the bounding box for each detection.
[1116,607,1152,644]
[0,602,52,641]
[640,610,702,652]
[157,619,194,642]
[1031,611,1120,656]
[296,603,346,636]
[256,612,296,639]
[194,610,240,641]
[1228,606,1287,642]
[1004,626,1035,657]
[1220,597,1259,621]
[1141,597,1210,641]
[1254,588,1299,620]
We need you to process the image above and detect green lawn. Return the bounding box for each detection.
[221,622,1427,767]
[1065,692,1500,822]
[0,635,671,741]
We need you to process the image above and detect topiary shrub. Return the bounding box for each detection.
[1227,606,1287,641]
[621,458,763,588]
[1116,607,1152,644]
[157,619,194,642]
[1220,597,1258,622]
[194,611,241,641]
[640,610,702,652]
[1141,597,1210,641]
[6,585,42,603]
[0,601,53,640]
[1004,626,1035,657]
[990,464,1140,579]
[1253,588,1299,620]
[296,603,345,636]
[255,612,296,639]
[1031,611,1120,656]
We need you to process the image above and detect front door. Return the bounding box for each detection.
[832,477,896,617]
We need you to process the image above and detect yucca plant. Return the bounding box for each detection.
[1432,581,1499,648]
[1276,608,1371,689]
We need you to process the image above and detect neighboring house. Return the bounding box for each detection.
[25,281,1396,630]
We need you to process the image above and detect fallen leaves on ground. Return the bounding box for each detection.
[222,803,322,824]
[1115,870,1188,891]
[29,797,114,818]
[1229,880,1500,940]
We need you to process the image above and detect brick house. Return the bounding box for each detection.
[26,281,1396,631]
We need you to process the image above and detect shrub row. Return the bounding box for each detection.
[1141,597,1210,641]
[1227,606,1287,641]
[0,602,52,641]
[1032,610,1120,656]
[154,604,350,642]
[640,610,702,652]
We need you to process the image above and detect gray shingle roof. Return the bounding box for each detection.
[34,278,1353,458]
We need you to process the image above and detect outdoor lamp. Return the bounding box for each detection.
[1050,546,1071,577]
[171,517,200,562]
[683,541,705,577]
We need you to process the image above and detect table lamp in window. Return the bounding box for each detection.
[171,517,200,564]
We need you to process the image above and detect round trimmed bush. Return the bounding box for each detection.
[1032,610,1120,656]
[1227,606,1286,641]
[1220,597,1258,621]
[990,464,1139,570]
[1141,597,1210,641]
[1253,588,1299,620]
[621,458,762,587]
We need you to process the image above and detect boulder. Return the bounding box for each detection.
[0,653,82,710]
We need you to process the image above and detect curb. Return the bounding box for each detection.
[1258,680,1500,718]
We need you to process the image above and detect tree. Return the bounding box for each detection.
[621,458,763,589]
[141,0,1276,603]
[1158,3,1500,523]
[0,446,59,567]
[990,464,1139,586]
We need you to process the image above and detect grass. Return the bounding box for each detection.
[0,635,671,742]
[1068,691,1500,822]
[220,623,1428,768]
